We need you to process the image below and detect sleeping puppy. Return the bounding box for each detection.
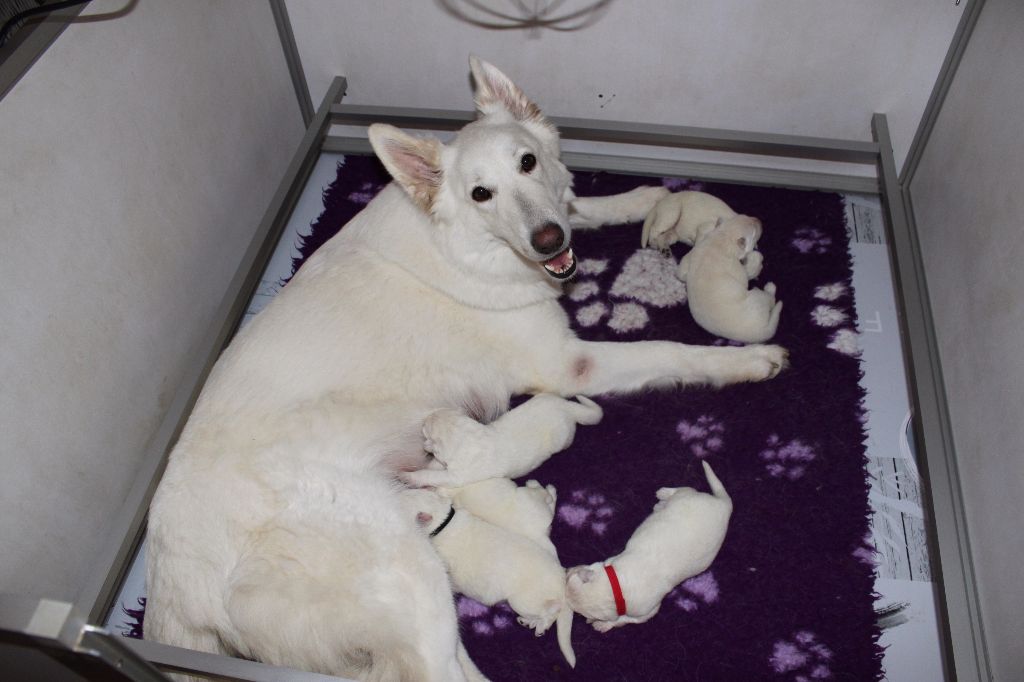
[678,214,782,344]
[407,394,602,488]
[565,461,732,632]
[641,190,738,249]
[440,478,559,558]
[401,487,577,667]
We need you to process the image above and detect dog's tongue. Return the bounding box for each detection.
[542,247,577,280]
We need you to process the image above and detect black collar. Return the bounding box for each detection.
[429,505,456,537]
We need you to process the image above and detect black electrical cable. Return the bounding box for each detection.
[0,0,92,48]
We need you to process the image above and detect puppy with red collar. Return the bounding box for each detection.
[565,461,732,632]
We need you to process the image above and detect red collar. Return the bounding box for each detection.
[604,564,627,617]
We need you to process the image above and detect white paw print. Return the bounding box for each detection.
[811,305,847,327]
[827,328,860,356]
[569,251,685,333]
[607,302,649,333]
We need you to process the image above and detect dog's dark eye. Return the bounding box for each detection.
[471,186,492,202]
[520,153,537,173]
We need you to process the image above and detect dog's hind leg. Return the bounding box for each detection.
[223,506,468,681]
[568,186,670,229]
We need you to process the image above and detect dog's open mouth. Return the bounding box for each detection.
[541,248,577,280]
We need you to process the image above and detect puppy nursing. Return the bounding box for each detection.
[401,483,577,667]
[566,461,732,631]
[404,394,603,488]
[679,214,783,343]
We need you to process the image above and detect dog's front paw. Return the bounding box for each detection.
[742,344,789,381]
[592,620,616,633]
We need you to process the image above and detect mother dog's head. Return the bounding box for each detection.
[368,56,577,284]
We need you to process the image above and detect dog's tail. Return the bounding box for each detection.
[702,460,730,502]
[556,604,577,668]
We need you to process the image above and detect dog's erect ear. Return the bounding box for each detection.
[368,123,442,212]
[469,55,545,123]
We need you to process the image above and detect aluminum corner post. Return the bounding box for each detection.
[75,77,349,628]
[872,113,992,682]
[0,593,169,681]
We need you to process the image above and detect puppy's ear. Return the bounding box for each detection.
[568,566,596,584]
[368,124,442,213]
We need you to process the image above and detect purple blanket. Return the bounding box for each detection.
[301,156,883,681]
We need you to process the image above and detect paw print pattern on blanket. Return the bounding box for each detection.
[347,181,386,205]
[791,227,833,255]
[812,281,860,356]
[668,571,720,612]
[457,596,516,636]
[661,176,705,192]
[769,630,834,680]
[567,252,685,333]
[676,415,725,458]
[759,434,817,480]
[557,489,615,536]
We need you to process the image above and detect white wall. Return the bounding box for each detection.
[288,0,961,172]
[0,0,302,601]
[909,0,1024,679]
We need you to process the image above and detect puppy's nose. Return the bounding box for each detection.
[530,223,565,255]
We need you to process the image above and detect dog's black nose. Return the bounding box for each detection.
[530,223,565,255]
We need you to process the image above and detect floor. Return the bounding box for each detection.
[106,154,947,681]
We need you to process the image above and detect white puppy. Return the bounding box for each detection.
[678,214,782,343]
[401,487,577,667]
[565,461,732,631]
[641,190,738,249]
[406,394,603,488]
[441,478,559,557]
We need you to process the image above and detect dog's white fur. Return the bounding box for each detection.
[678,214,783,343]
[440,477,559,557]
[565,461,732,631]
[401,487,577,667]
[146,56,786,680]
[409,394,602,488]
[641,190,738,249]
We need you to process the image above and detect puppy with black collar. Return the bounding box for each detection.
[400,486,577,667]
[565,461,732,632]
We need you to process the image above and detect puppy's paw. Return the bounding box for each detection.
[744,249,764,279]
[592,620,616,633]
[398,467,460,489]
[570,395,603,426]
[641,192,681,249]
[422,408,490,467]
[516,614,554,636]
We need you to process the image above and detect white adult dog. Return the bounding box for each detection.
[146,56,787,681]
